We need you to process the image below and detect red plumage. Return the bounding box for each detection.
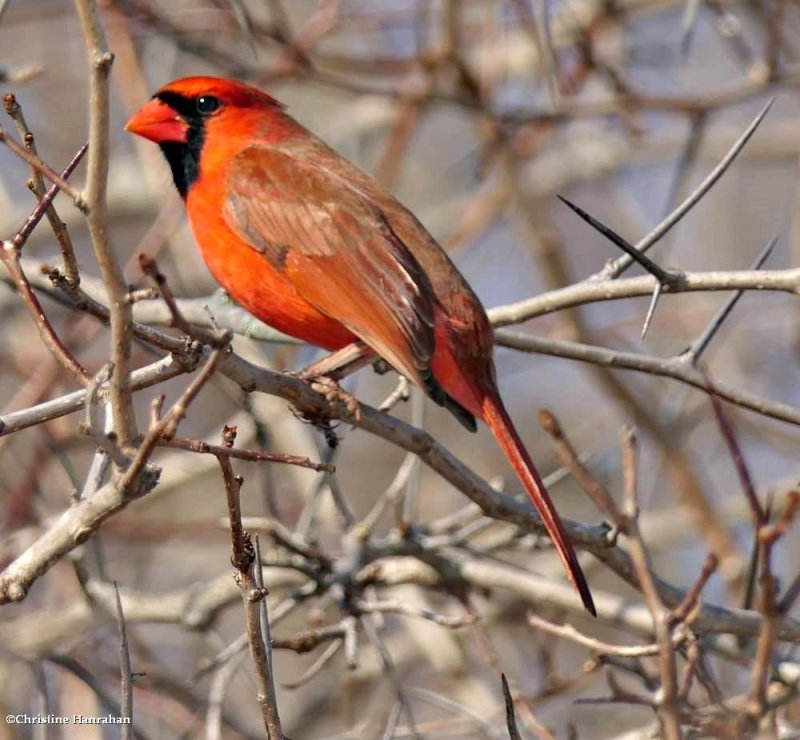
[127,76,595,615]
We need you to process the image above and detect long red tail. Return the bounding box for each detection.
[482,394,596,616]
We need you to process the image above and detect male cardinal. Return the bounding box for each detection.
[127,77,595,615]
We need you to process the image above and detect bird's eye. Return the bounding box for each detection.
[196,96,221,115]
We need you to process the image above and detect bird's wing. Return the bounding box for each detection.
[223,145,436,389]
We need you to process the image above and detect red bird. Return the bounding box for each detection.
[127,77,595,615]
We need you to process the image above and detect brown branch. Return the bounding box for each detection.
[0,246,89,385]
[620,427,681,739]
[217,427,285,739]
[11,143,88,253]
[157,435,333,472]
[748,490,800,727]
[0,125,87,211]
[3,94,82,287]
[74,0,137,447]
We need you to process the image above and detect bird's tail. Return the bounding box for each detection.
[482,393,596,616]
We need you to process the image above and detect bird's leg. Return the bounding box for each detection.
[298,341,376,382]
[308,376,361,420]
[296,341,375,421]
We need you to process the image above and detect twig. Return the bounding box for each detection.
[680,236,777,365]
[361,616,420,739]
[353,598,475,627]
[361,448,420,531]
[538,409,623,526]
[703,371,764,524]
[0,126,87,211]
[779,569,800,615]
[157,435,332,472]
[498,329,800,427]
[489,266,800,327]
[0,144,90,385]
[378,375,411,412]
[44,655,144,738]
[116,348,225,492]
[11,144,85,253]
[681,0,702,57]
[620,427,682,739]
[139,253,230,348]
[670,552,720,624]
[0,467,159,604]
[527,611,689,657]
[597,98,773,280]
[3,94,82,286]
[748,490,800,725]
[74,0,137,446]
[662,110,707,218]
[192,589,310,683]
[0,240,89,385]
[406,686,505,739]
[281,639,343,689]
[0,353,187,437]
[217,427,284,739]
[206,650,247,740]
[234,516,326,563]
[272,619,354,654]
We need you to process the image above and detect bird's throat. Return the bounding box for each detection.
[154,91,208,198]
[159,129,204,199]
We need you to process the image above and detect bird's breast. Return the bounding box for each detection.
[185,186,355,350]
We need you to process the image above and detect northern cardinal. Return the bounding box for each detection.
[127,77,595,615]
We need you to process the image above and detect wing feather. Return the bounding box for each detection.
[223,146,436,387]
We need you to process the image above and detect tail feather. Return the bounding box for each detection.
[482,394,596,616]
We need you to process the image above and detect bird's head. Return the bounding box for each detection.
[126,76,285,197]
[125,76,283,145]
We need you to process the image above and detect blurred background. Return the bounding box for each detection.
[1,1,800,738]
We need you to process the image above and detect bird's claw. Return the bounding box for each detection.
[310,376,361,421]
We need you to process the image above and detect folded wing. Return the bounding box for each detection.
[223,145,438,392]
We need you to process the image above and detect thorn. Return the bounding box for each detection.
[598,99,773,282]
[501,674,522,740]
[557,195,682,287]
[640,281,663,340]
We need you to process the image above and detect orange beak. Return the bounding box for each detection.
[125,98,188,144]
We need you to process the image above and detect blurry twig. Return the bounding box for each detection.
[620,427,682,739]
[0,125,87,210]
[217,426,285,739]
[3,94,82,287]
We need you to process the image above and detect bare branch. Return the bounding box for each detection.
[74,0,137,446]
[218,428,285,738]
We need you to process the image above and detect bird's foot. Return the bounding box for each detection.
[310,375,361,421]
